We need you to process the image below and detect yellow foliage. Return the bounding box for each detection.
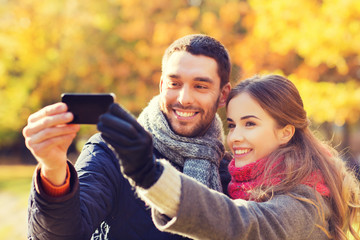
[175,26,196,39]
[176,7,200,25]
[135,41,151,58]
[1,0,360,148]
[201,12,222,39]
[248,0,360,72]
[117,18,149,41]
[289,75,360,124]
[219,2,241,28]
[153,22,176,45]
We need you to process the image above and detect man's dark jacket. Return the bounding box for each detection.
[28,133,231,240]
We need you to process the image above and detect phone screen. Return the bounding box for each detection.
[61,93,115,124]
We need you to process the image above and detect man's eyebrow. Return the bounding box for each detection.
[167,75,214,84]
[168,74,180,79]
[194,77,214,84]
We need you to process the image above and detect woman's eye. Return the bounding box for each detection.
[245,121,256,127]
[227,123,235,129]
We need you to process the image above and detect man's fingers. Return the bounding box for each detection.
[29,133,77,161]
[28,103,68,123]
[24,102,74,138]
[23,112,75,138]
[25,124,80,149]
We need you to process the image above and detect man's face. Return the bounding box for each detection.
[159,51,229,137]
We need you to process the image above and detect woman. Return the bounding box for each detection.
[99,74,360,240]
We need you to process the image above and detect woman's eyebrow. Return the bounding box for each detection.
[241,115,261,120]
[227,115,260,122]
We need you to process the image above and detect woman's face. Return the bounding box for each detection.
[226,92,285,168]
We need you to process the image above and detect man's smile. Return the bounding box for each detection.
[174,110,198,119]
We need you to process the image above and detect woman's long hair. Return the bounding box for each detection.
[226,74,360,240]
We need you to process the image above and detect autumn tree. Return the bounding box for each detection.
[0,0,359,158]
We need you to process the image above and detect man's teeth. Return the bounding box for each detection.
[176,111,195,117]
[235,149,251,155]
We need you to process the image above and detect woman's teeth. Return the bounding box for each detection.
[235,149,251,155]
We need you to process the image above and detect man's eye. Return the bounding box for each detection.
[195,85,208,89]
[168,82,179,87]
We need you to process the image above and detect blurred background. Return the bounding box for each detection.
[0,0,359,239]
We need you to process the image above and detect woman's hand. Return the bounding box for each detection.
[97,103,163,189]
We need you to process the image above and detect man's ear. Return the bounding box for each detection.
[218,83,231,109]
[279,124,295,145]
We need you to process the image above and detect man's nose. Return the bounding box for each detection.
[177,86,194,106]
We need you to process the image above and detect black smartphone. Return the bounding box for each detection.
[61,93,115,124]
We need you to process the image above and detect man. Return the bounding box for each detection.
[23,34,232,239]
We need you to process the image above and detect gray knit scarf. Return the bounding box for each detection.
[137,95,225,192]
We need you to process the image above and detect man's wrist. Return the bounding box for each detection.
[40,162,68,186]
[40,163,71,197]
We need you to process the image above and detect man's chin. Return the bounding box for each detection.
[164,112,206,137]
[171,124,204,138]
[173,129,195,138]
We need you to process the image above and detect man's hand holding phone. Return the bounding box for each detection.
[23,93,115,186]
[23,102,80,186]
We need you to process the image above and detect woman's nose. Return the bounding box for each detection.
[228,127,245,143]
